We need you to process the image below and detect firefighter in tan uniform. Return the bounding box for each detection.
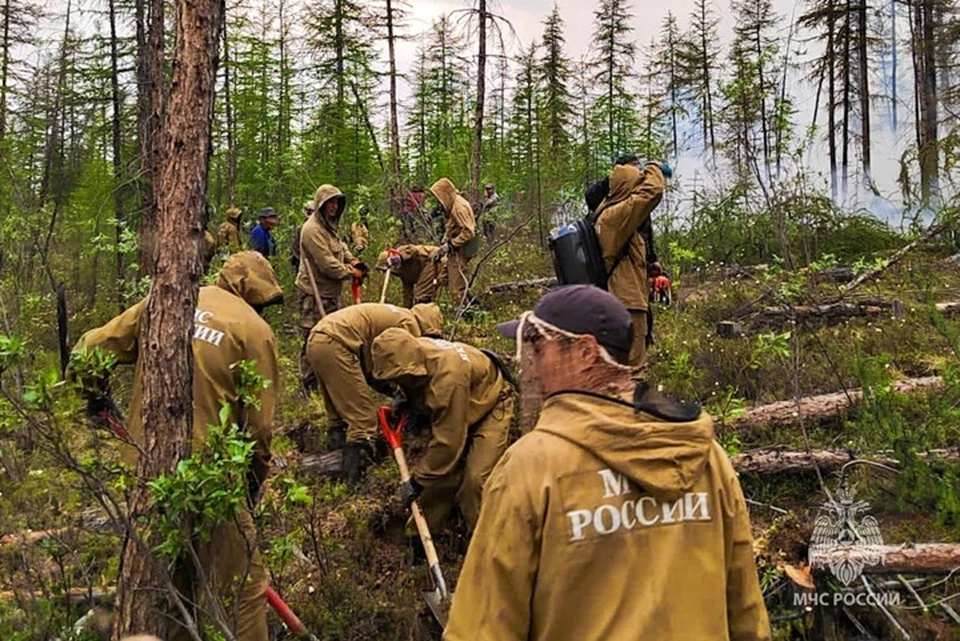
[217,206,243,256]
[305,302,444,485]
[444,285,771,641]
[594,162,665,370]
[375,245,447,307]
[296,185,367,390]
[429,177,476,307]
[371,329,514,534]
[74,252,284,641]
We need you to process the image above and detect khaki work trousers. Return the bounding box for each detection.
[403,263,445,308]
[417,395,514,533]
[298,293,341,389]
[169,508,267,641]
[306,333,378,444]
[629,310,649,374]
[447,249,470,307]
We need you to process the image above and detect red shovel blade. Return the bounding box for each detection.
[352,278,362,304]
[267,586,317,640]
[377,406,407,451]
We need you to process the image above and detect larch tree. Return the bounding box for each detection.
[678,0,721,155]
[538,4,574,174]
[111,0,222,635]
[591,0,637,164]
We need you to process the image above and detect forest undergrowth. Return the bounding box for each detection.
[3,201,960,640]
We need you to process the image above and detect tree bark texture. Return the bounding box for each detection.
[139,0,166,277]
[469,0,487,204]
[731,447,960,475]
[112,0,222,636]
[728,376,944,431]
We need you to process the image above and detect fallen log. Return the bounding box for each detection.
[813,544,960,574]
[0,586,113,605]
[728,376,945,431]
[755,303,884,323]
[485,277,557,294]
[732,448,960,475]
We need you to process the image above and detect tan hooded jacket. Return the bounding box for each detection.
[371,329,506,486]
[312,302,443,373]
[74,252,283,486]
[376,245,443,299]
[430,178,476,249]
[444,391,771,641]
[217,207,243,253]
[296,185,355,299]
[595,164,664,310]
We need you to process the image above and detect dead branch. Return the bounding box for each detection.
[485,277,557,294]
[814,544,960,574]
[840,221,948,296]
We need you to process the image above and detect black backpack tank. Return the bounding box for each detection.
[548,216,609,288]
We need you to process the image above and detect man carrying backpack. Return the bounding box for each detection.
[593,161,667,371]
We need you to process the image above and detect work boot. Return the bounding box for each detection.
[325,424,347,451]
[342,440,374,488]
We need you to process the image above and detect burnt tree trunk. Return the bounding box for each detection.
[222,8,235,205]
[469,0,487,204]
[857,0,870,182]
[111,0,222,636]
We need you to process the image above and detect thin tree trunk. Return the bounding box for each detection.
[222,8,235,205]
[891,0,897,133]
[111,0,222,635]
[386,0,402,210]
[334,0,344,185]
[140,0,165,277]
[0,0,11,147]
[842,0,851,198]
[108,0,125,312]
[828,0,838,200]
[858,0,871,182]
[135,0,151,246]
[469,0,487,204]
[917,0,939,204]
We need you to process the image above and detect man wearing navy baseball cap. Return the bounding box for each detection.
[444,285,771,641]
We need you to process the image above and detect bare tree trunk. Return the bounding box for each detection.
[0,0,10,147]
[891,0,897,133]
[111,0,222,635]
[108,0,125,312]
[827,0,838,200]
[858,0,871,182]
[135,0,151,247]
[841,0,851,199]
[222,8,235,206]
[386,0,402,210]
[140,0,165,277]
[469,0,487,204]
[917,0,939,204]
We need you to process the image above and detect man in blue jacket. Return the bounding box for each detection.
[250,207,279,258]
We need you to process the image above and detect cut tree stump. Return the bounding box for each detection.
[717,321,744,339]
[728,376,945,431]
[731,448,960,475]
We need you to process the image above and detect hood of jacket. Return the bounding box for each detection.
[430,177,458,213]
[226,206,242,222]
[371,328,429,380]
[216,251,284,309]
[597,164,642,213]
[537,391,714,499]
[313,184,347,230]
[411,303,442,337]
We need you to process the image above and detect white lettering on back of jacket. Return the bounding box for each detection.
[565,468,712,541]
[193,308,225,348]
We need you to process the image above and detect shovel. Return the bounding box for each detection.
[352,275,363,305]
[379,268,392,304]
[377,406,452,626]
[267,586,320,641]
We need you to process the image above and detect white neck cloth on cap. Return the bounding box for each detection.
[513,311,628,370]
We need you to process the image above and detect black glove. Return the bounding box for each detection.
[354,261,369,275]
[391,389,408,416]
[400,478,424,510]
[433,243,451,263]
